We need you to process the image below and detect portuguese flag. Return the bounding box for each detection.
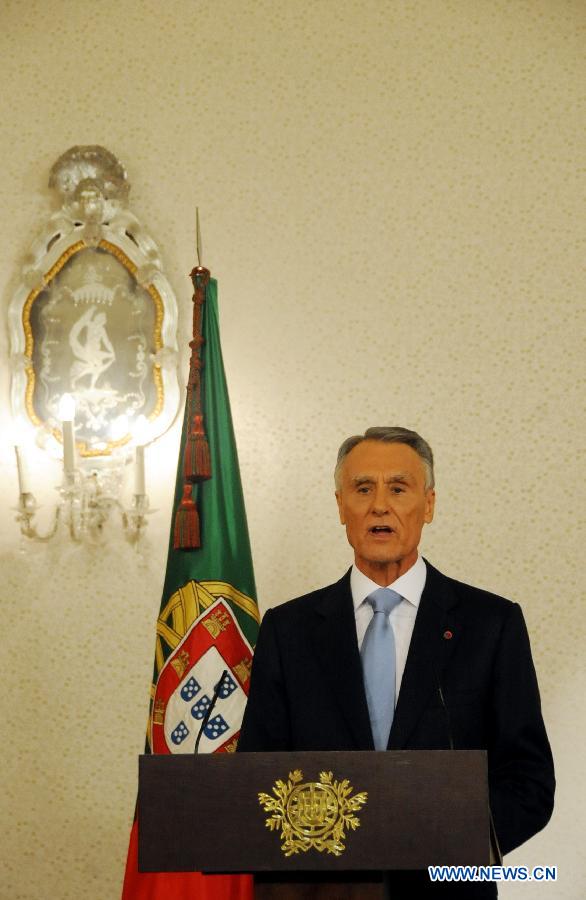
[121,269,259,899]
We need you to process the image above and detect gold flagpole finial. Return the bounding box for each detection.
[196,206,203,268]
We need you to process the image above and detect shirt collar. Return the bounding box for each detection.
[350,554,427,612]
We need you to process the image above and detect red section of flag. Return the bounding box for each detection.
[121,819,253,900]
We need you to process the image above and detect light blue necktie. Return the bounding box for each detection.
[361,588,402,750]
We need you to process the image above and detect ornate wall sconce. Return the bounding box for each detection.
[9,145,181,545]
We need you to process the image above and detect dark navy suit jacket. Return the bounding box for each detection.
[238,561,555,897]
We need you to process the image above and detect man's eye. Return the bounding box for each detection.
[357,486,371,494]
[390,486,405,494]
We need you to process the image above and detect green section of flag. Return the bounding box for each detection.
[159,276,258,648]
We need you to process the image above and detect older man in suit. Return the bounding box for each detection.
[238,427,554,897]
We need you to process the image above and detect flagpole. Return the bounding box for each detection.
[121,211,257,900]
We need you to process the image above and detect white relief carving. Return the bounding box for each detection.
[69,307,116,391]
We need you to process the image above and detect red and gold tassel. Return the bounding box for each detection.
[173,484,200,550]
[184,414,211,482]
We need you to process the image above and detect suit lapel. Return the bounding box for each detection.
[389,561,462,749]
[310,570,374,749]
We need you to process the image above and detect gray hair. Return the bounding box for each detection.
[334,426,435,491]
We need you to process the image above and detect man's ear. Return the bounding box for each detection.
[335,490,345,525]
[424,489,436,524]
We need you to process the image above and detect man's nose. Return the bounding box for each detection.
[371,484,389,514]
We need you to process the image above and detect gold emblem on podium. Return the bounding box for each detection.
[258,770,367,856]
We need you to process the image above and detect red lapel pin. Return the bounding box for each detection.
[443,629,453,640]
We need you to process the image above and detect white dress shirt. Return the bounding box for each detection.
[351,554,427,700]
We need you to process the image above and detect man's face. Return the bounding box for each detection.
[335,440,435,582]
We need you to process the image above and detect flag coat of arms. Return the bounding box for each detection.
[121,269,259,900]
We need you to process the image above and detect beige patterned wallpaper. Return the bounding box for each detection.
[0,1,584,897]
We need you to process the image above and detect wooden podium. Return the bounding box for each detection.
[138,750,490,898]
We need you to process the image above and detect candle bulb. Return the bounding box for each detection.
[14,445,31,495]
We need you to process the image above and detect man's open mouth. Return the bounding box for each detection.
[369,525,393,534]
